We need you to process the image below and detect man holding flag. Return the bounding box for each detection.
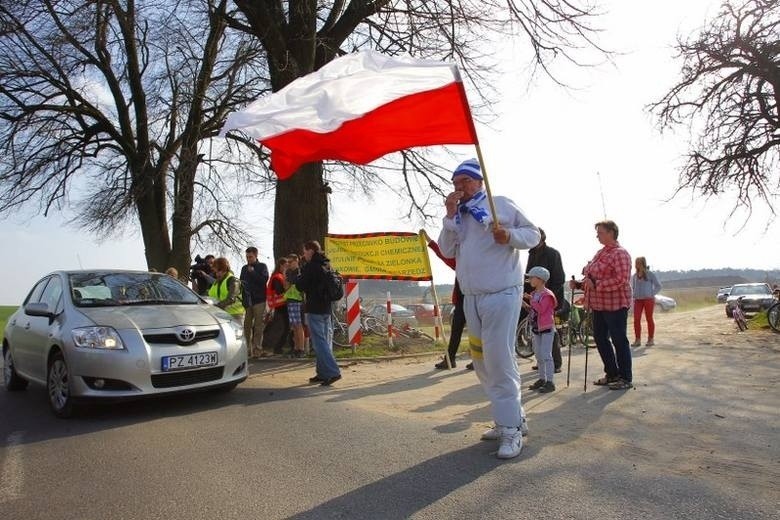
[438,159,540,460]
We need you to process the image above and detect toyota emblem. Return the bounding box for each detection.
[177,327,196,343]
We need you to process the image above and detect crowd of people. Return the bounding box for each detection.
[171,241,342,386]
[164,157,661,460]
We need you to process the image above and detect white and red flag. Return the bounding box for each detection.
[219,51,478,179]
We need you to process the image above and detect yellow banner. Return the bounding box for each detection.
[325,232,433,280]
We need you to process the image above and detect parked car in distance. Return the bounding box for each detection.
[406,303,437,325]
[3,270,248,417]
[716,286,731,303]
[654,294,677,312]
[725,283,775,317]
[368,304,418,327]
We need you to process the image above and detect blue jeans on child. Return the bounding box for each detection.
[532,330,555,382]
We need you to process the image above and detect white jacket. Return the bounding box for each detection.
[438,194,540,295]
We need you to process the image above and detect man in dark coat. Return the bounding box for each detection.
[523,228,565,372]
[240,246,269,357]
[295,240,342,386]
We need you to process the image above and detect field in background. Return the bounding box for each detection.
[0,305,16,342]
[361,286,722,313]
[660,286,719,312]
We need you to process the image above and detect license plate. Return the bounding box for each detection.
[161,352,218,372]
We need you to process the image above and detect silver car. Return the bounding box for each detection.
[725,283,774,317]
[368,304,419,328]
[654,294,677,312]
[2,270,247,417]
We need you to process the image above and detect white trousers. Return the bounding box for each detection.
[463,286,525,428]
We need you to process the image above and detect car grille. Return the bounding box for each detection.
[143,328,221,346]
[151,367,224,388]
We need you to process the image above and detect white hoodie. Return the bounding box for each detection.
[438,194,540,296]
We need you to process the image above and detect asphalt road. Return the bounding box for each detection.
[1,312,778,520]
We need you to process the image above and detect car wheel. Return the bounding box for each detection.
[725,308,733,318]
[47,351,77,418]
[3,346,29,391]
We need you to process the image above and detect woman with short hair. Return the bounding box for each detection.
[208,257,244,326]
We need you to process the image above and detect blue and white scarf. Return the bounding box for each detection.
[455,190,491,227]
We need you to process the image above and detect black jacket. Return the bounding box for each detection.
[240,261,269,307]
[295,251,332,315]
[525,244,565,307]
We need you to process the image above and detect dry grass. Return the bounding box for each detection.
[661,287,719,312]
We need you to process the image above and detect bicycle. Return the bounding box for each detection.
[577,308,593,347]
[392,322,435,340]
[768,301,780,333]
[514,315,534,358]
[332,313,351,347]
[732,299,748,332]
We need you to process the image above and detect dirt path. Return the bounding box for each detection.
[249,305,780,508]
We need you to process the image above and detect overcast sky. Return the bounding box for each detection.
[1,0,778,305]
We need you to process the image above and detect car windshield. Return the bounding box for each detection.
[730,285,771,296]
[69,272,202,307]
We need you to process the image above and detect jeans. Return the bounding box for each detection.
[633,298,655,340]
[592,307,632,382]
[306,313,341,380]
[532,330,555,382]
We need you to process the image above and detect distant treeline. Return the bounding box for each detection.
[654,268,780,289]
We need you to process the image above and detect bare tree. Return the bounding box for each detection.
[651,0,780,219]
[225,0,607,258]
[0,0,270,275]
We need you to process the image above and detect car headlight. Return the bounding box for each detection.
[72,327,125,350]
[229,320,244,340]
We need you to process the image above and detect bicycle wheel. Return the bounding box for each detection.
[515,317,534,358]
[735,316,748,332]
[768,303,780,333]
[578,316,593,348]
[416,330,435,341]
[364,316,386,335]
[332,323,350,347]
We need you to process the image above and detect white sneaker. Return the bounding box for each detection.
[519,418,529,437]
[481,425,500,441]
[497,426,523,459]
[482,420,528,441]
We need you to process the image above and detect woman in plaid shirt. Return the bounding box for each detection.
[570,220,634,390]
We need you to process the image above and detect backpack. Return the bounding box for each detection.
[322,264,344,301]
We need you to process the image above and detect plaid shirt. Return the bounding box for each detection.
[582,243,632,311]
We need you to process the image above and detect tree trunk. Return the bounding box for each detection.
[135,166,172,272]
[169,145,199,279]
[273,161,329,259]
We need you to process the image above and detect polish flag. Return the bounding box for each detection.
[219,51,478,179]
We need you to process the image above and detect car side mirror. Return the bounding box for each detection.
[25,302,55,319]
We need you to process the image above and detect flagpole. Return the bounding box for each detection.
[453,66,499,228]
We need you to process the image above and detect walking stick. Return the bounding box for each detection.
[583,310,589,393]
[566,277,574,388]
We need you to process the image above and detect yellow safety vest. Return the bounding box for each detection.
[208,273,244,316]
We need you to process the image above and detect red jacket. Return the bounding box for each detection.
[427,240,460,305]
[266,272,287,309]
